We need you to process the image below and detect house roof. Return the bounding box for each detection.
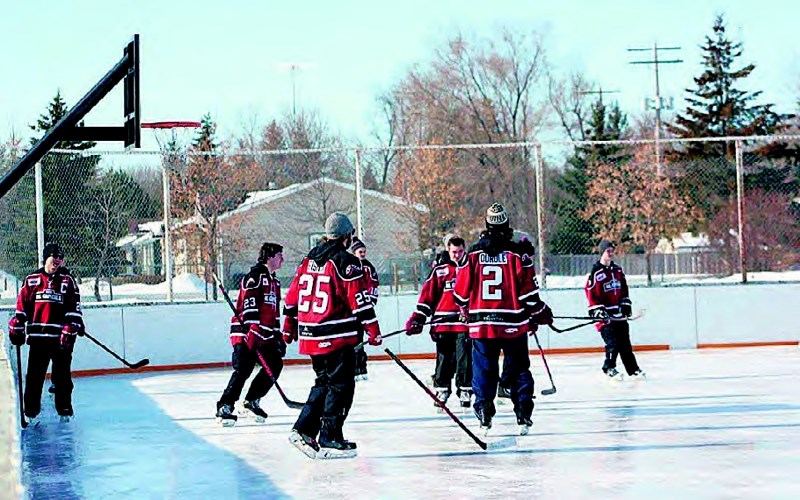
[219,177,427,221]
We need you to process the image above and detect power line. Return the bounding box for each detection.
[629,43,683,173]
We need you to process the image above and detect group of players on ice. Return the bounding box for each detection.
[7,202,644,460]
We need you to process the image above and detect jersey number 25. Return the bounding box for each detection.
[298,275,330,314]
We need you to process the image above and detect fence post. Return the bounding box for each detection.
[35,161,45,268]
[534,143,547,289]
[161,159,174,301]
[735,139,747,284]
[354,149,365,240]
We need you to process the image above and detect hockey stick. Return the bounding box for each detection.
[548,320,596,334]
[354,313,460,349]
[15,345,27,428]
[212,273,304,410]
[530,331,557,396]
[383,347,498,450]
[554,310,646,323]
[83,331,150,369]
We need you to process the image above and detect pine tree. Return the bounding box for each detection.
[550,98,628,255]
[29,91,100,277]
[668,15,781,157]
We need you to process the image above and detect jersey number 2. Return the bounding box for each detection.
[482,265,503,300]
[298,275,330,314]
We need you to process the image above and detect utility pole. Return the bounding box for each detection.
[277,62,315,118]
[579,86,620,104]
[629,43,682,174]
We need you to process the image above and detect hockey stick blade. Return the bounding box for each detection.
[486,436,518,450]
[127,358,150,369]
[541,387,557,396]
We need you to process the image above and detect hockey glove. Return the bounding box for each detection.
[245,323,267,350]
[530,303,553,325]
[282,316,298,344]
[404,312,425,336]
[60,323,79,349]
[8,317,25,346]
[589,307,611,325]
[365,322,382,346]
[620,300,632,318]
[457,305,469,324]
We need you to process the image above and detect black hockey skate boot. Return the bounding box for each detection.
[433,388,451,413]
[474,406,493,434]
[605,367,623,381]
[458,388,473,408]
[57,406,74,423]
[243,399,268,423]
[516,415,533,435]
[289,429,320,459]
[216,403,238,427]
[317,437,358,459]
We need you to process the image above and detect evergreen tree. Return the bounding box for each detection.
[668,14,781,157]
[0,138,37,278]
[550,98,628,254]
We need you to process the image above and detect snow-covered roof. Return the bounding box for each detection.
[115,221,165,248]
[655,232,711,254]
[219,177,428,221]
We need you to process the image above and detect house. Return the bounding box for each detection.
[216,177,426,282]
[115,221,164,276]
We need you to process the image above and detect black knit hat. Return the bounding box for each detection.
[349,237,366,253]
[599,240,616,255]
[43,243,64,261]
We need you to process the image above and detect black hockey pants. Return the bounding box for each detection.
[294,347,356,442]
[24,341,74,417]
[600,322,640,375]
[433,332,472,393]
[218,342,284,407]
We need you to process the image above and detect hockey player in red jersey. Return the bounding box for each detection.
[349,237,379,382]
[283,213,382,459]
[454,204,553,435]
[585,241,644,380]
[406,234,472,410]
[215,243,285,426]
[8,243,83,424]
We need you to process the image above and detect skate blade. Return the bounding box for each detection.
[217,417,237,428]
[288,434,318,459]
[519,425,531,436]
[317,448,357,459]
[253,415,267,423]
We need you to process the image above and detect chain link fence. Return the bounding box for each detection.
[1,136,798,305]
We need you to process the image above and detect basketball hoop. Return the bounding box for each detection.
[141,120,201,152]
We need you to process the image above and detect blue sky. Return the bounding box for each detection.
[2,0,798,150]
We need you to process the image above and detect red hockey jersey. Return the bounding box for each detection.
[585,261,631,331]
[453,240,539,339]
[229,264,281,346]
[361,258,380,304]
[415,256,467,334]
[14,267,83,344]
[284,241,381,355]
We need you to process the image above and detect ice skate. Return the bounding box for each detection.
[517,416,532,436]
[458,389,473,409]
[317,437,358,459]
[630,370,647,380]
[289,429,320,459]
[434,388,451,413]
[475,407,492,435]
[605,368,623,381]
[243,399,268,423]
[24,414,40,429]
[216,403,238,427]
[354,373,369,382]
[57,407,74,423]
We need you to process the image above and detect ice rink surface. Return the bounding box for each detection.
[19,346,800,499]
